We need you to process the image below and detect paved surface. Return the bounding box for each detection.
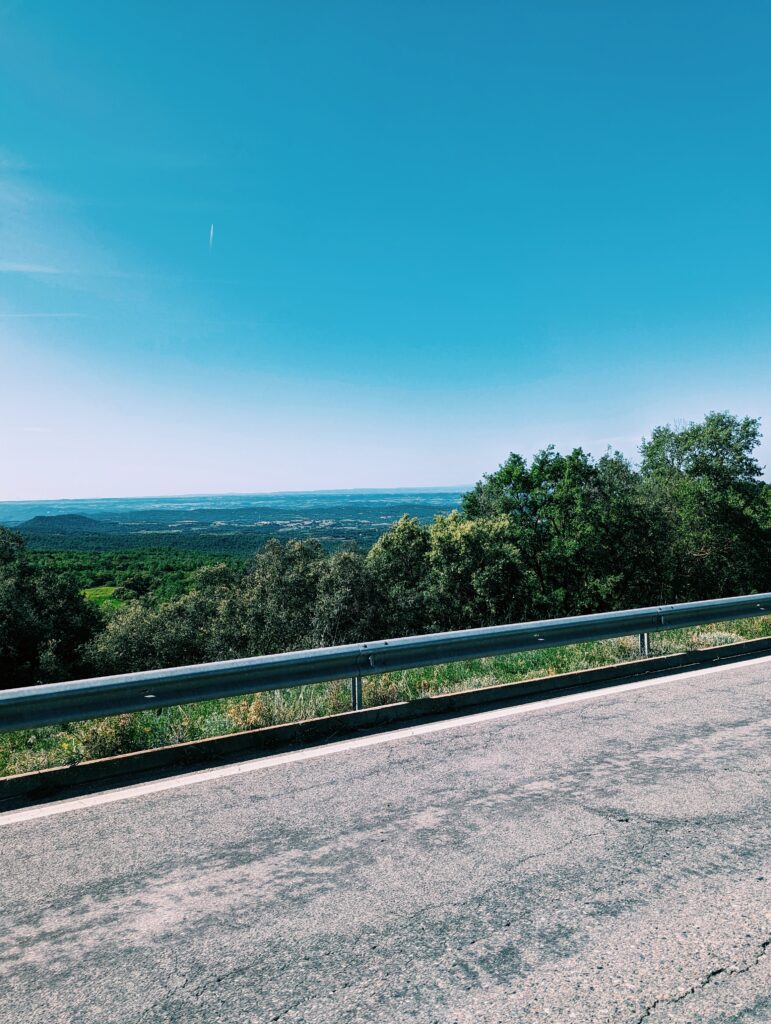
[1,658,770,1024]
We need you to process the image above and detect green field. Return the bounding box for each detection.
[82,586,123,609]
[2,616,768,780]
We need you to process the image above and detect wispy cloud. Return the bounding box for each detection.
[0,165,128,288]
[0,261,63,274]
[0,311,83,318]
[0,149,181,350]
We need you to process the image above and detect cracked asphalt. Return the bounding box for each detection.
[0,657,769,1023]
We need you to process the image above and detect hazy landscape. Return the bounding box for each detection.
[0,488,464,553]
[2,411,769,779]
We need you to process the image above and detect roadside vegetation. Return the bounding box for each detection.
[1,411,769,776]
[2,615,769,778]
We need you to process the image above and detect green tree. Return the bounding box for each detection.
[90,540,376,674]
[0,528,99,687]
[238,539,326,653]
[426,512,526,630]
[640,412,763,491]
[639,412,770,599]
[89,564,245,674]
[311,549,377,647]
[367,516,431,637]
[462,447,656,615]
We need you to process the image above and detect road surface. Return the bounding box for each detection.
[1,656,770,1023]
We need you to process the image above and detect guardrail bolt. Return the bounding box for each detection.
[351,674,363,711]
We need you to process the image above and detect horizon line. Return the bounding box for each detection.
[0,485,473,506]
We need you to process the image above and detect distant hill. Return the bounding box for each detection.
[19,514,106,533]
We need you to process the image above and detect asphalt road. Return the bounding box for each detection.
[1,657,770,1024]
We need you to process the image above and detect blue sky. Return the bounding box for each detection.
[1,1,769,499]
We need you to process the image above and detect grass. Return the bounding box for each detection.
[1,615,769,780]
[82,586,123,609]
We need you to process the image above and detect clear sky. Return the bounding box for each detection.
[1,1,769,499]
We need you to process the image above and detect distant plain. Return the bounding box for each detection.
[0,489,464,553]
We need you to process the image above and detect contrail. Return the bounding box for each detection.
[209,223,214,249]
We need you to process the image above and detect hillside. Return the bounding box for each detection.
[20,514,106,533]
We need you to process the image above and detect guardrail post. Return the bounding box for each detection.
[351,674,363,711]
[639,632,650,657]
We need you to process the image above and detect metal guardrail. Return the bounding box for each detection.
[0,593,769,733]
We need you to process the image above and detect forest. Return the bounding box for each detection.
[2,412,770,691]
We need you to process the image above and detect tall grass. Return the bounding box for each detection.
[1,616,769,779]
